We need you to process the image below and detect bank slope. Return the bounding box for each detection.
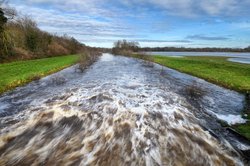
[0,55,79,94]
[153,56,250,93]
[152,55,250,140]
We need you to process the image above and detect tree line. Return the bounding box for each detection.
[0,2,99,62]
[111,39,250,54]
[138,46,250,53]
[111,39,139,55]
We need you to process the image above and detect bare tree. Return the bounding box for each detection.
[112,39,140,55]
[0,8,7,31]
[0,0,16,20]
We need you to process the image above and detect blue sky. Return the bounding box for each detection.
[9,0,250,48]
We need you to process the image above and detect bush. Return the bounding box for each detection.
[0,8,87,62]
[0,31,14,60]
[0,7,11,59]
[25,30,39,51]
[245,46,250,52]
[0,8,7,32]
[183,81,207,100]
[131,52,155,67]
[76,50,100,73]
[51,75,66,85]
[47,41,70,56]
[112,39,139,56]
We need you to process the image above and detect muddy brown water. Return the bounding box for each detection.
[0,53,249,165]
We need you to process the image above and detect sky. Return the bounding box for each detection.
[8,0,250,48]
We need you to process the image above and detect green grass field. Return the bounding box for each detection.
[152,55,250,139]
[153,56,250,93]
[0,55,79,94]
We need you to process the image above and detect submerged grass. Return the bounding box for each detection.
[0,55,79,94]
[151,55,250,140]
[234,118,250,140]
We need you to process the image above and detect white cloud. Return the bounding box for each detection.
[24,0,117,18]
[231,22,250,29]
[200,0,239,16]
[8,0,250,47]
[18,0,250,18]
[121,0,250,17]
[11,3,139,43]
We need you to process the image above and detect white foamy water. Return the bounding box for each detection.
[0,54,248,165]
[215,114,246,125]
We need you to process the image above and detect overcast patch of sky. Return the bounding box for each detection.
[9,0,250,48]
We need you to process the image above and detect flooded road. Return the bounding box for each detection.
[0,54,249,165]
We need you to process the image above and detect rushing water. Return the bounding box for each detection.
[146,52,250,64]
[0,54,249,165]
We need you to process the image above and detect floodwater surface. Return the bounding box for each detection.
[228,58,250,64]
[0,54,249,165]
[146,51,250,64]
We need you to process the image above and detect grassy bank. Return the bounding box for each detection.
[153,56,250,93]
[0,55,79,94]
[151,55,250,139]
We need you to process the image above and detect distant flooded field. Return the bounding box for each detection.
[228,57,250,64]
[146,52,250,64]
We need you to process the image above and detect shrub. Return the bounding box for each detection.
[76,50,100,73]
[183,81,207,100]
[112,39,139,55]
[25,30,39,51]
[0,5,105,62]
[0,7,87,62]
[0,7,7,32]
[51,75,66,85]
[47,41,70,56]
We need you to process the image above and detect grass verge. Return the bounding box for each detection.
[0,55,79,94]
[147,55,250,139]
[153,56,250,93]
